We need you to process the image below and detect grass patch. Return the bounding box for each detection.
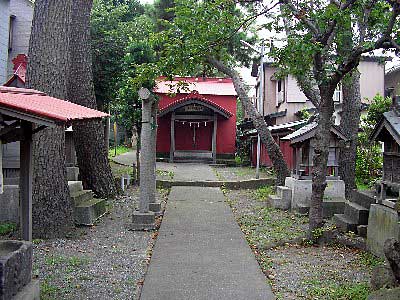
[110,161,134,178]
[234,166,256,177]
[307,281,370,300]
[358,251,385,268]
[41,280,62,300]
[156,169,174,180]
[0,222,17,235]
[238,206,308,248]
[108,145,131,158]
[45,255,89,268]
[253,185,273,201]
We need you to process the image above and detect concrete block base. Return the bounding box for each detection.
[66,167,79,181]
[130,211,156,231]
[285,177,345,212]
[149,202,162,216]
[367,204,400,258]
[74,198,107,226]
[11,279,40,300]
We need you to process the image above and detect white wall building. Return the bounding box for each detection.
[0,0,33,84]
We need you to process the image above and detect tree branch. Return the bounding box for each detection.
[206,55,291,184]
[279,0,319,36]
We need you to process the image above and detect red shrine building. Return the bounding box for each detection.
[155,77,237,163]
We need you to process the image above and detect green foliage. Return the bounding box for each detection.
[297,107,311,120]
[238,206,308,248]
[358,251,385,268]
[0,222,16,235]
[356,95,391,185]
[307,281,370,300]
[91,0,145,108]
[254,186,273,201]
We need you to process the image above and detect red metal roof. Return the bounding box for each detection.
[0,86,108,124]
[155,77,237,96]
[159,91,233,117]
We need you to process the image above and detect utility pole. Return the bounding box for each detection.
[240,40,265,179]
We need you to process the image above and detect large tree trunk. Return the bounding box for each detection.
[67,0,117,198]
[309,89,335,234]
[25,0,74,238]
[207,57,290,185]
[339,71,361,197]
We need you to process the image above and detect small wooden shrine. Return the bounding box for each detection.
[370,97,400,208]
[0,86,108,241]
[281,122,348,179]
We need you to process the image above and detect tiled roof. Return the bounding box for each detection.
[155,77,237,96]
[0,86,108,124]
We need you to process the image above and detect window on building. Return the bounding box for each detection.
[8,15,16,52]
[334,83,342,102]
[276,78,285,105]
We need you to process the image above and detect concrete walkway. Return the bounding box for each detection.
[139,164,275,299]
[112,151,216,181]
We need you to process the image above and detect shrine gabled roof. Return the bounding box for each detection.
[158,92,233,118]
[154,77,237,96]
[281,121,348,144]
[0,86,108,127]
[370,110,400,145]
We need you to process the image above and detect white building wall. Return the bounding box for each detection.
[359,60,385,102]
[261,60,385,125]
[7,0,33,77]
[0,0,10,84]
[286,75,307,103]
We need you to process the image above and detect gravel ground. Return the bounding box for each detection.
[32,186,168,300]
[224,188,374,300]
[213,166,273,181]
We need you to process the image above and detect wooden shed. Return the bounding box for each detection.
[281,122,348,179]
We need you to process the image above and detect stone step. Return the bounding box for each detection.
[344,201,369,225]
[269,194,290,210]
[350,189,376,209]
[68,181,83,194]
[294,204,309,215]
[322,198,345,218]
[357,225,368,238]
[70,190,94,206]
[333,214,357,233]
[276,186,292,199]
[74,198,107,226]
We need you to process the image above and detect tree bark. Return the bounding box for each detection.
[25,0,74,238]
[309,89,335,234]
[207,56,290,185]
[339,71,361,197]
[67,0,117,198]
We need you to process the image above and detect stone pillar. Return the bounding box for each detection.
[131,88,156,230]
[149,101,161,215]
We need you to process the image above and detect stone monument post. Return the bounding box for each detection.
[131,88,157,230]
